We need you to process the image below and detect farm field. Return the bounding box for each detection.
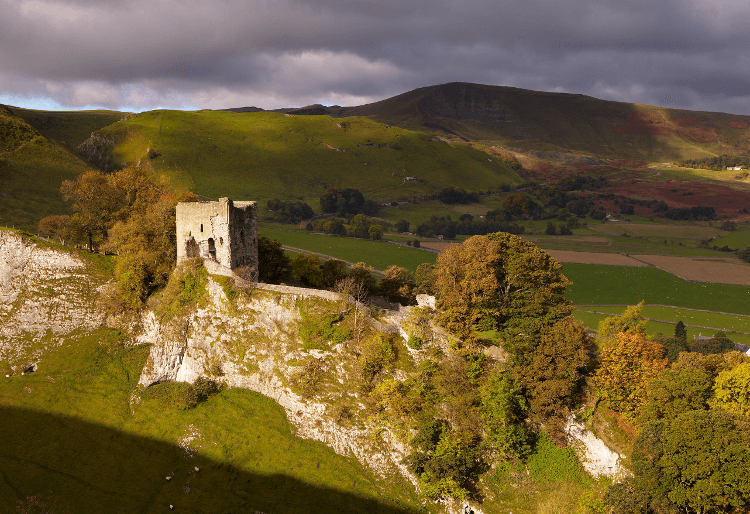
[561,263,750,315]
[260,227,437,272]
[588,223,726,239]
[523,232,719,256]
[576,305,750,333]
[631,254,750,285]
[571,310,750,345]
[545,250,647,266]
[712,230,750,248]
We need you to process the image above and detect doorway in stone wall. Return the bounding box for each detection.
[208,238,216,260]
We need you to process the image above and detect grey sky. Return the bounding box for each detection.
[1,0,749,114]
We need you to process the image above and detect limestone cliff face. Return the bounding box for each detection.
[137,278,418,482]
[0,231,106,370]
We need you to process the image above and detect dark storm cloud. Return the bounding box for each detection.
[1,0,750,113]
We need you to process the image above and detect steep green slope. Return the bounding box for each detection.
[0,330,423,514]
[333,83,750,161]
[0,106,95,231]
[6,105,125,150]
[82,109,521,207]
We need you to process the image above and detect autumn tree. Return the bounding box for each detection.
[414,263,436,295]
[102,167,199,308]
[594,331,668,419]
[712,362,750,416]
[60,169,118,250]
[515,316,591,436]
[37,214,71,244]
[433,232,572,359]
[378,265,416,305]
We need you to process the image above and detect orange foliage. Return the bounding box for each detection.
[594,331,668,419]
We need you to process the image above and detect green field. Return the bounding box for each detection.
[260,227,437,272]
[0,328,423,513]
[561,263,750,315]
[589,223,726,240]
[525,231,720,256]
[572,310,750,345]
[712,230,750,249]
[575,305,750,344]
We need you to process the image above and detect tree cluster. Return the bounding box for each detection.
[40,166,199,309]
[436,187,479,204]
[265,198,313,224]
[586,304,750,513]
[414,214,524,240]
[319,187,379,216]
[681,154,749,171]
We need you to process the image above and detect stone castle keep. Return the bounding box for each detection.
[176,198,258,276]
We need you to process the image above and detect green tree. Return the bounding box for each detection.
[688,331,735,355]
[652,334,688,362]
[348,261,377,296]
[320,259,348,288]
[368,224,383,240]
[433,232,572,359]
[597,302,646,343]
[291,254,323,287]
[610,410,750,514]
[404,422,481,501]
[349,214,370,238]
[639,367,713,424]
[257,235,291,283]
[674,321,687,342]
[395,219,410,233]
[480,370,532,459]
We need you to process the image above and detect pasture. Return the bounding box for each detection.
[572,309,750,345]
[712,230,750,249]
[588,223,726,239]
[260,227,437,272]
[0,328,422,513]
[561,263,750,315]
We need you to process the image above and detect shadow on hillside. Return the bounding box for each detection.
[0,406,423,514]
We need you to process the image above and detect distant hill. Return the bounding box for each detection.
[226,82,750,162]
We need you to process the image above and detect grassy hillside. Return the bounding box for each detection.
[84,109,522,209]
[0,327,424,513]
[333,83,750,162]
[6,105,125,150]
[0,106,96,231]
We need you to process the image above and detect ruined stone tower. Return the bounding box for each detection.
[176,198,258,277]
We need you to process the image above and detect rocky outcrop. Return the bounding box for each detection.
[137,277,417,481]
[565,417,628,479]
[0,230,106,370]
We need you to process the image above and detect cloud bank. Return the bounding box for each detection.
[2,0,749,113]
